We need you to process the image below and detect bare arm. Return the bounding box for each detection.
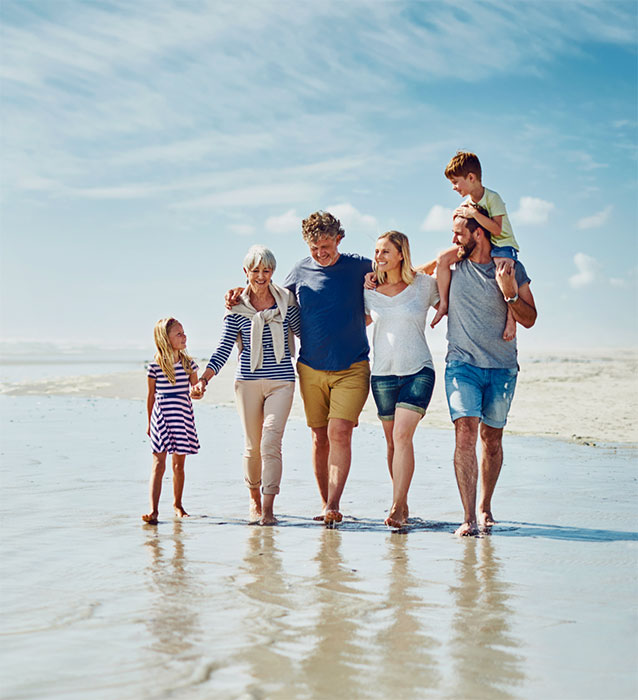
[365,313,373,326]
[146,376,156,436]
[471,209,502,239]
[191,367,216,399]
[496,264,537,328]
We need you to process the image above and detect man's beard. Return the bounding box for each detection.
[456,237,476,260]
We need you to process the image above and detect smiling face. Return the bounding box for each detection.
[449,175,474,198]
[374,236,403,274]
[167,322,187,352]
[452,216,476,259]
[244,263,274,292]
[308,236,342,267]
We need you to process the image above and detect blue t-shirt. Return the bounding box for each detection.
[284,253,372,371]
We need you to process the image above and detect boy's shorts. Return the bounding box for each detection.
[297,360,370,428]
[490,245,518,261]
[371,365,435,421]
[445,361,518,429]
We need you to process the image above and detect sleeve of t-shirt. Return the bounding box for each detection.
[283,266,297,293]
[147,363,156,379]
[190,359,199,373]
[364,289,371,315]
[514,261,531,288]
[287,304,301,336]
[486,190,507,217]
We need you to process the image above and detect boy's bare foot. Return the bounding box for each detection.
[142,512,158,525]
[454,521,479,537]
[324,510,343,524]
[174,505,189,518]
[503,318,517,342]
[430,306,447,329]
[479,510,496,527]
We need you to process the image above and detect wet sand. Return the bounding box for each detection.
[1,385,637,699]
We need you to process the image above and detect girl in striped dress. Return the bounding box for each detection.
[143,317,200,525]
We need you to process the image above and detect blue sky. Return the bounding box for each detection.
[1,0,636,355]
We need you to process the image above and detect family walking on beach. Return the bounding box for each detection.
[143,151,538,536]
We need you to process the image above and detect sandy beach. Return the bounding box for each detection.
[1,351,637,699]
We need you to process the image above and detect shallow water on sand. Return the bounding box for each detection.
[1,395,637,699]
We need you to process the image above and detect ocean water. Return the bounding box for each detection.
[1,388,637,699]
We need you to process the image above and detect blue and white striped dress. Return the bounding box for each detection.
[207,305,300,381]
[147,360,200,455]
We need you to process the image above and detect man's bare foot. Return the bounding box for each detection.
[174,505,189,518]
[454,521,479,536]
[142,512,158,525]
[324,510,343,524]
[479,511,496,527]
[430,306,447,329]
[503,318,517,342]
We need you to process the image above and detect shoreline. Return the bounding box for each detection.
[2,350,637,448]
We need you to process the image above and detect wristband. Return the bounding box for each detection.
[200,377,209,386]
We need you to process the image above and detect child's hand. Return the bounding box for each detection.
[456,203,477,220]
[146,424,151,437]
[363,272,377,290]
[190,382,206,399]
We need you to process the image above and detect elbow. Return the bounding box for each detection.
[519,309,538,329]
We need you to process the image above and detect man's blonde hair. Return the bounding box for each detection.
[301,211,345,244]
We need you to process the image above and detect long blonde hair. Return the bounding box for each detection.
[374,231,416,285]
[153,317,193,385]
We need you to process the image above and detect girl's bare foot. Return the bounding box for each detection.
[142,512,158,525]
[454,521,479,537]
[174,505,189,518]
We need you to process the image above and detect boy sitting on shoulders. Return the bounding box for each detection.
[430,151,520,341]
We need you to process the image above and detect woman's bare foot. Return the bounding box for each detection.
[479,510,496,527]
[385,503,408,529]
[142,512,158,525]
[324,510,342,524]
[260,513,277,526]
[454,521,479,537]
[174,505,189,518]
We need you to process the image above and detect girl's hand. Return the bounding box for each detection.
[146,424,151,437]
[190,381,206,399]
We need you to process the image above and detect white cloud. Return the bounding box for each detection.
[577,205,613,230]
[174,182,321,209]
[569,252,601,289]
[229,224,256,237]
[421,205,454,232]
[265,209,301,235]
[325,203,378,235]
[609,277,627,288]
[511,196,555,226]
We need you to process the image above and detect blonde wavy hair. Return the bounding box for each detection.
[374,231,415,285]
[153,317,194,385]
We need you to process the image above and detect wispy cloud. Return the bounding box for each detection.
[421,205,454,232]
[569,252,601,289]
[265,209,301,235]
[511,197,555,226]
[327,203,379,237]
[577,205,613,229]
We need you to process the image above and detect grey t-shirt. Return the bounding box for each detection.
[446,259,531,369]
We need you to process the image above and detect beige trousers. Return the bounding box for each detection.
[234,379,295,495]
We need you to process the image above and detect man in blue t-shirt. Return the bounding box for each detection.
[284,211,372,524]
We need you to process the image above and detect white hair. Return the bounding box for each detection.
[243,244,277,272]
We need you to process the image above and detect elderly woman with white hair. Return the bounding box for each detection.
[192,245,300,525]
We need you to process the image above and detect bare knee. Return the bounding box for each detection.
[480,425,503,455]
[152,454,167,476]
[392,425,414,448]
[311,427,329,451]
[327,420,354,448]
[455,419,479,451]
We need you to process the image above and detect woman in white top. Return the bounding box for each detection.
[364,231,440,528]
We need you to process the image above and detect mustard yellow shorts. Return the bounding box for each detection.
[297,360,370,428]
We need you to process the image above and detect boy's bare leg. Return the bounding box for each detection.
[430,247,459,328]
[143,452,166,524]
[324,418,355,523]
[172,454,189,517]
[311,426,330,519]
[260,493,277,526]
[503,307,517,342]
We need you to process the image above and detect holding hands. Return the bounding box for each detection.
[190,378,208,400]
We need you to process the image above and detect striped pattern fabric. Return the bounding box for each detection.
[147,360,200,455]
[207,305,300,381]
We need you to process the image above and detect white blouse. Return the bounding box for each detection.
[364,273,440,376]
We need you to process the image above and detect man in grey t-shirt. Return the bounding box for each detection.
[445,206,537,536]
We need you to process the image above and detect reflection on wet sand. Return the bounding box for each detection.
[143,520,202,658]
[299,528,370,698]
[374,535,441,694]
[449,538,525,699]
[234,526,296,698]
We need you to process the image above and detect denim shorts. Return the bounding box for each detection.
[490,245,518,261]
[445,361,518,429]
[371,365,435,421]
